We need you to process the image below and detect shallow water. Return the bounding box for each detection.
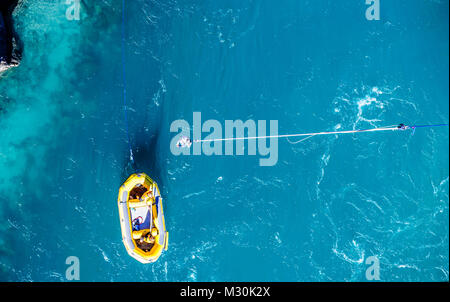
[0,0,448,281]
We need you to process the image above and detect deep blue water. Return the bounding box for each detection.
[0,0,448,281]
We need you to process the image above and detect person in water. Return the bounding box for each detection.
[398,123,408,130]
[176,136,192,148]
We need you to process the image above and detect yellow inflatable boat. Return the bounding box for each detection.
[117,173,168,263]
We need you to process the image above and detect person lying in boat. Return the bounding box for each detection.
[129,184,147,200]
[176,136,192,148]
[130,192,139,200]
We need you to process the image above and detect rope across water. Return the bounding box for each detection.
[192,124,448,144]
[122,0,134,163]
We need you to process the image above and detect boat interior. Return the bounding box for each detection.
[128,184,158,252]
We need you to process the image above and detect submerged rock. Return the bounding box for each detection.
[0,0,22,73]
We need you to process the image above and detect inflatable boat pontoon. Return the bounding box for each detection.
[117,173,168,263]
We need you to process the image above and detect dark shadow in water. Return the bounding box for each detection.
[0,0,22,65]
[121,131,163,189]
[118,0,166,190]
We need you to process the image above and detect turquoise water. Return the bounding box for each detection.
[0,0,448,281]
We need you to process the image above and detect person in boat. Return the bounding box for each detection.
[138,228,158,245]
[130,192,139,200]
[130,184,147,200]
[397,123,408,130]
[141,190,154,204]
[176,136,192,148]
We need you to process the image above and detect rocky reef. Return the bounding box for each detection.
[0,0,22,73]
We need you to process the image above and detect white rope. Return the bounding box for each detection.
[287,134,317,144]
[193,125,400,143]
